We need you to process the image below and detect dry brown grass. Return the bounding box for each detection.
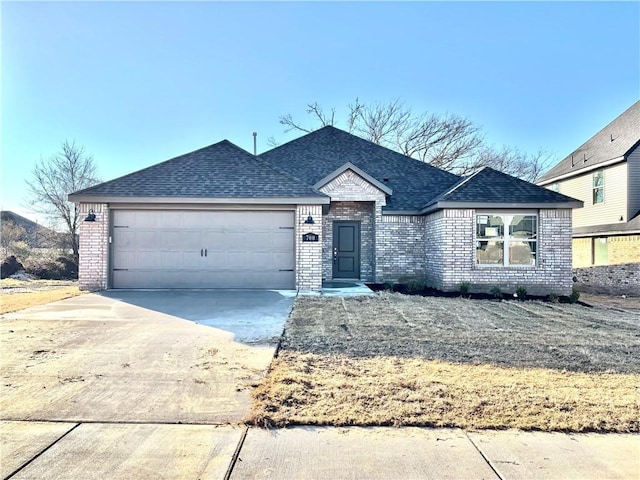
[0,281,82,314]
[249,293,640,432]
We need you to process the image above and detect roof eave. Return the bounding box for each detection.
[537,155,626,186]
[67,195,331,205]
[419,200,584,214]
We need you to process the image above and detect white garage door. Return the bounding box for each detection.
[111,210,295,289]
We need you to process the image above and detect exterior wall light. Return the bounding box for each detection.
[304,215,315,224]
[84,209,96,222]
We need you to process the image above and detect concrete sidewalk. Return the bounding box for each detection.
[2,422,637,479]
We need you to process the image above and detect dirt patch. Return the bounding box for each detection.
[249,293,640,432]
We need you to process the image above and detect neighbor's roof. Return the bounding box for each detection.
[69,140,328,204]
[537,101,640,184]
[423,167,583,212]
[259,126,461,211]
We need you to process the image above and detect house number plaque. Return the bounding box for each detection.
[302,232,319,242]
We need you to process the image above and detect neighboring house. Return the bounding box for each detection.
[0,211,58,249]
[536,101,640,267]
[69,126,582,295]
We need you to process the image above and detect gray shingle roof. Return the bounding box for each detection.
[70,140,326,200]
[258,126,461,211]
[427,167,583,209]
[538,101,640,184]
[70,126,582,212]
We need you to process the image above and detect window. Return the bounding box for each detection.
[593,237,608,265]
[592,170,604,204]
[550,183,560,192]
[476,214,537,266]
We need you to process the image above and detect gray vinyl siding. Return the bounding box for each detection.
[628,145,640,219]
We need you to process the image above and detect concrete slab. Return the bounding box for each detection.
[231,426,499,480]
[0,293,277,423]
[100,289,295,344]
[11,423,242,479]
[0,421,77,478]
[468,430,640,480]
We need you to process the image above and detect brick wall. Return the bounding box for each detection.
[296,205,323,291]
[319,169,387,283]
[573,234,640,267]
[573,263,640,295]
[610,235,640,264]
[423,208,574,296]
[322,202,375,281]
[78,203,109,291]
[376,215,426,282]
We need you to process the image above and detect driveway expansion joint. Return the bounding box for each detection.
[465,431,505,480]
[3,422,80,480]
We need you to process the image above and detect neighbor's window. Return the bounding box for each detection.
[476,214,537,266]
[550,183,560,192]
[592,170,604,204]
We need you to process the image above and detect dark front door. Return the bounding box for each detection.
[333,221,360,279]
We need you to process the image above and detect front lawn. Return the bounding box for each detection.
[248,293,640,432]
[0,279,82,314]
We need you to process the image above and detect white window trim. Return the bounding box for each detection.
[592,170,604,205]
[475,213,538,268]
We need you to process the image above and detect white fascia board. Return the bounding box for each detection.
[68,195,331,205]
[420,200,584,214]
[536,156,626,186]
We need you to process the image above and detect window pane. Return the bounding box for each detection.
[476,240,503,264]
[593,171,604,187]
[593,187,604,204]
[509,215,537,239]
[509,241,536,265]
[477,215,504,238]
[593,237,608,264]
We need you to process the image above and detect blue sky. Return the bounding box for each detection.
[2,1,639,225]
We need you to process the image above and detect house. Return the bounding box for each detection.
[69,126,582,295]
[536,101,640,268]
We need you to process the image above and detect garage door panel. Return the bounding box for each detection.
[111,210,295,289]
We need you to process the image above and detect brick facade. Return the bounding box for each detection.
[573,235,640,267]
[376,215,426,282]
[319,169,387,282]
[322,202,376,281]
[295,204,323,291]
[77,197,575,295]
[572,263,640,295]
[78,203,109,291]
[423,208,574,296]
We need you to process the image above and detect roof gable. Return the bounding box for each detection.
[424,167,583,211]
[538,101,640,184]
[259,126,460,211]
[313,162,393,195]
[69,140,327,201]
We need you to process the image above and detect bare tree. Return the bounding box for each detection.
[0,220,28,259]
[26,140,100,261]
[277,99,553,179]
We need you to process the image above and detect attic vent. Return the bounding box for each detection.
[610,134,614,142]
[571,155,575,167]
[583,153,587,163]
[383,178,389,182]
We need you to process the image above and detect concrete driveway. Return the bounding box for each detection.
[0,290,293,424]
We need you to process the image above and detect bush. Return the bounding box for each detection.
[1,255,24,279]
[24,254,78,280]
[515,286,527,300]
[404,280,426,294]
[547,293,559,303]
[490,286,502,299]
[569,288,581,304]
[459,282,470,296]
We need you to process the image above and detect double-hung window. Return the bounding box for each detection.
[476,214,537,266]
[592,170,604,204]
